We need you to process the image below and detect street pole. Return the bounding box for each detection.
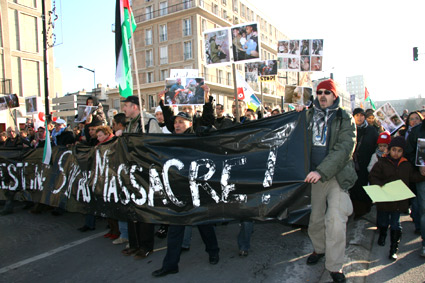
[232,63,240,123]
[42,0,50,122]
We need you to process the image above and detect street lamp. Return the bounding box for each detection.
[78,65,96,89]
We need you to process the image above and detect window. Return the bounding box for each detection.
[113,98,120,109]
[233,16,239,24]
[199,0,204,7]
[145,29,152,45]
[241,4,245,17]
[146,6,153,20]
[147,72,154,83]
[22,59,40,97]
[183,18,191,36]
[222,0,227,5]
[8,9,19,51]
[160,46,168,64]
[149,95,155,109]
[183,0,192,9]
[20,13,38,53]
[160,69,168,81]
[226,72,231,85]
[246,8,250,20]
[146,50,153,67]
[222,9,227,20]
[213,4,218,15]
[159,1,168,16]
[159,24,167,42]
[218,70,223,84]
[201,19,206,32]
[184,41,192,60]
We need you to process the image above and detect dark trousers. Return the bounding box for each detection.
[128,221,154,251]
[162,224,219,270]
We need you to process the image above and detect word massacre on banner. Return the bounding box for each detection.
[0,112,311,226]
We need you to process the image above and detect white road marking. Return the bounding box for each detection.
[0,231,106,274]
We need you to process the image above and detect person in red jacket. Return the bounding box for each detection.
[369,136,425,260]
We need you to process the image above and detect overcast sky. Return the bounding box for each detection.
[54,0,424,102]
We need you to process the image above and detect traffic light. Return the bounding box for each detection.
[413,47,419,61]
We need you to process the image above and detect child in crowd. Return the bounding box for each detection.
[369,136,425,260]
[367,132,391,172]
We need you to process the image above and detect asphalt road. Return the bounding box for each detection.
[1,202,424,283]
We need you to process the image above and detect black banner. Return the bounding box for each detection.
[0,112,311,225]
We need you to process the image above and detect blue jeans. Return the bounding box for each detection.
[416,181,425,247]
[162,224,219,271]
[377,211,401,231]
[182,226,192,248]
[237,221,253,251]
[118,221,128,239]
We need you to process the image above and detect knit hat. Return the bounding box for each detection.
[388,136,406,151]
[377,132,391,145]
[353,108,365,116]
[155,106,162,113]
[316,79,338,98]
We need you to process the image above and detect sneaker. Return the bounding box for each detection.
[421,247,425,258]
[112,238,128,245]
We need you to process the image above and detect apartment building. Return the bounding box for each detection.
[127,0,302,113]
[0,0,59,131]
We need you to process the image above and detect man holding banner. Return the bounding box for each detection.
[297,79,357,283]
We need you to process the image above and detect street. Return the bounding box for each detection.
[1,202,424,283]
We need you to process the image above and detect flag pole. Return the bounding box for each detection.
[232,63,240,123]
[129,10,145,133]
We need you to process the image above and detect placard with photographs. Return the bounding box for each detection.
[254,60,278,76]
[4,94,20,108]
[277,39,323,72]
[25,96,38,115]
[230,22,260,63]
[75,106,99,123]
[203,28,231,65]
[374,103,404,134]
[244,63,259,92]
[416,138,425,166]
[164,77,205,106]
[0,96,8,111]
[284,86,313,106]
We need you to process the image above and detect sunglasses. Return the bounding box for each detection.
[317,90,333,95]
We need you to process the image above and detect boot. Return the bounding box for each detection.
[389,230,402,260]
[377,227,387,246]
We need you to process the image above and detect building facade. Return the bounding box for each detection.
[0,0,59,131]
[131,0,303,114]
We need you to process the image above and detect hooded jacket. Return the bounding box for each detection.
[305,97,358,191]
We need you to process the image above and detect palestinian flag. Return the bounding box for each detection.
[115,0,137,98]
[42,120,52,165]
[364,87,376,110]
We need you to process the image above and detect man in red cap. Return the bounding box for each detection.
[296,79,357,283]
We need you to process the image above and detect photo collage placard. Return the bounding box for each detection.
[0,94,20,111]
[203,22,260,66]
[284,86,313,106]
[25,96,38,115]
[374,103,404,134]
[277,39,323,72]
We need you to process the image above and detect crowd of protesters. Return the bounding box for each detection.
[2,84,425,283]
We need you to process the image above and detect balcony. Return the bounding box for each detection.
[159,34,167,42]
[183,28,191,36]
[184,52,192,60]
[145,38,152,45]
[146,59,153,67]
[135,0,194,23]
[160,57,168,64]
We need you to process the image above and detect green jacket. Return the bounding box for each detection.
[306,104,358,191]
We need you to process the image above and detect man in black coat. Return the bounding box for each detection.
[350,108,378,218]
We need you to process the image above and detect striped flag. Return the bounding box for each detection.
[42,120,52,165]
[236,72,261,111]
[364,87,376,110]
[115,0,137,98]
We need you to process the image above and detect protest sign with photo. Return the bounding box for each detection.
[230,22,260,63]
[74,106,99,123]
[278,39,323,72]
[416,138,425,166]
[284,86,313,106]
[164,77,205,106]
[4,94,20,108]
[374,103,404,134]
[203,28,231,65]
[0,96,7,111]
[25,96,38,115]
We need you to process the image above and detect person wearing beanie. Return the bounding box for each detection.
[369,135,425,260]
[350,107,378,219]
[368,132,391,172]
[296,79,356,283]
